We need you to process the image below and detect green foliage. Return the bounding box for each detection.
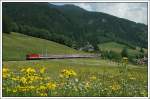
[101,50,121,62]
[12,22,19,32]
[2,15,13,33]
[98,42,142,58]
[99,42,148,63]
[135,53,145,59]
[121,47,128,57]
[140,47,144,53]
[16,24,73,47]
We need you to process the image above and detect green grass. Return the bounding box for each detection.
[3,58,147,80]
[3,58,148,96]
[98,42,142,57]
[3,32,85,61]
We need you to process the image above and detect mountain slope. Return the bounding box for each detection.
[3,32,84,61]
[98,42,146,57]
[2,2,148,48]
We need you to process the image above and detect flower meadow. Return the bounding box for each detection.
[2,58,148,97]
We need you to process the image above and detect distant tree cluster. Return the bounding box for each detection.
[101,50,121,62]
[121,47,128,57]
[2,15,13,33]
[16,24,73,47]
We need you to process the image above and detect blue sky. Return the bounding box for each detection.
[51,3,148,25]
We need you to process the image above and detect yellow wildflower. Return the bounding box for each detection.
[111,83,121,91]
[90,75,97,81]
[21,68,25,72]
[60,69,77,78]
[59,74,63,78]
[40,67,46,74]
[36,76,43,80]
[28,85,35,90]
[11,77,19,81]
[129,77,136,80]
[17,86,30,92]
[26,67,36,74]
[39,93,48,96]
[69,69,77,76]
[122,57,128,64]
[128,74,136,80]
[12,89,17,93]
[47,82,57,90]
[44,77,51,80]
[85,82,90,89]
[3,68,9,73]
[20,77,27,84]
[2,68,10,79]
[27,75,40,82]
[37,85,47,91]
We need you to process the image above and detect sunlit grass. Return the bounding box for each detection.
[3,58,147,97]
[3,32,85,61]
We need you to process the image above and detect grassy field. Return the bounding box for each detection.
[3,58,148,97]
[98,42,146,57]
[2,33,148,97]
[3,32,85,61]
[3,58,147,79]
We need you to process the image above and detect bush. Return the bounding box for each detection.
[101,50,121,62]
[121,47,128,57]
[12,22,19,32]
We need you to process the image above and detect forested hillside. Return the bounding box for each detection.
[2,2,148,50]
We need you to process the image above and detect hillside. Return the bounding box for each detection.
[3,32,84,61]
[2,2,148,49]
[98,42,147,57]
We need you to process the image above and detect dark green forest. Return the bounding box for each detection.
[2,2,148,50]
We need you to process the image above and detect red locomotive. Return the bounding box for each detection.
[26,54,41,60]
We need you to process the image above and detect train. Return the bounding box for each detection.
[26,53,100,60]
[26,54,41,60]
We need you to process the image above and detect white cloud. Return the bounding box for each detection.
[52,3,148,25]
[74,3,93,11]
[90,3,148,25]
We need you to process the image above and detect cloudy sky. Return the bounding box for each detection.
[52,3,148,25]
